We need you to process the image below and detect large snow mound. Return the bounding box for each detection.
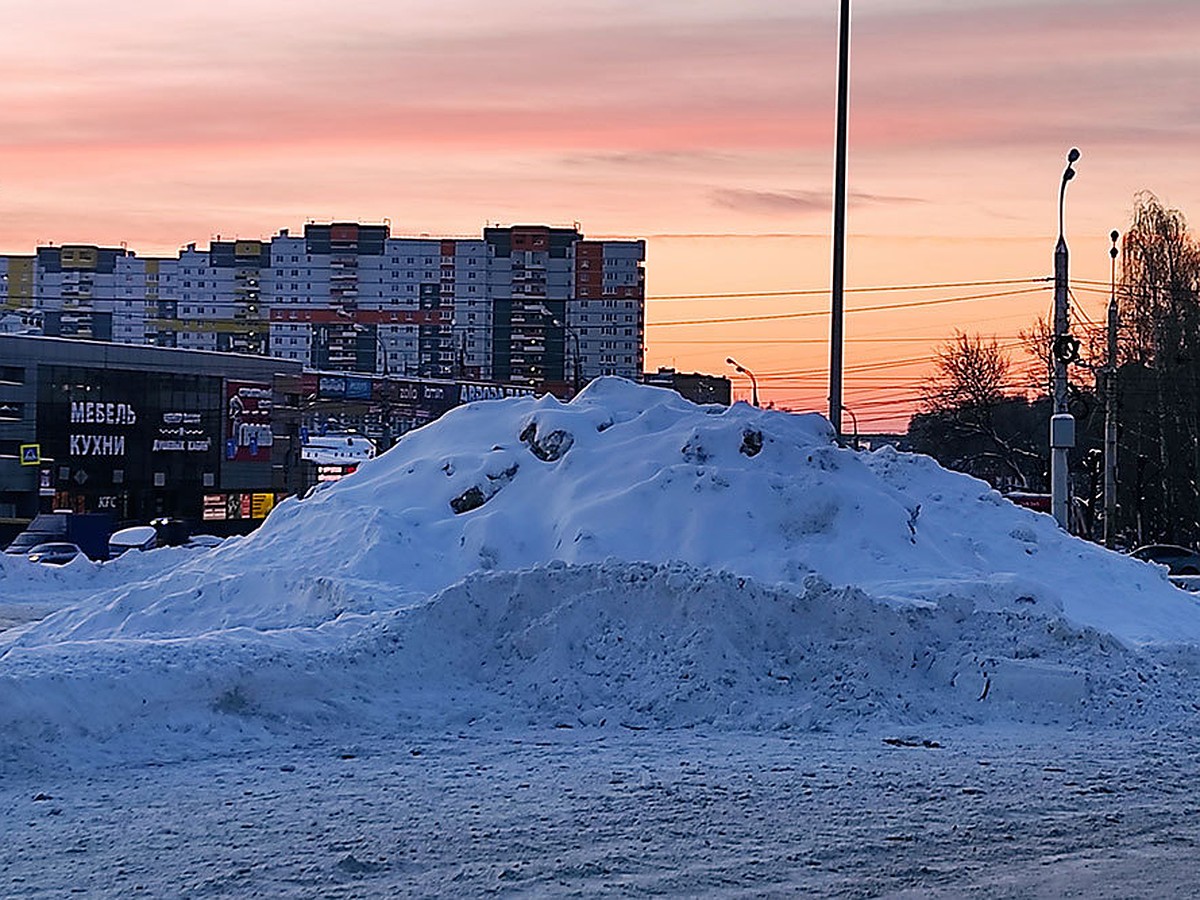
[4,377,1200,763]
[4,561,1198,770]
[12,377,1198,645]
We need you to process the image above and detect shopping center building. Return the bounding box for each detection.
[0,335,305,535]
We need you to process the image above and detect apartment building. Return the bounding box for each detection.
[0,245,165,344]
[0,223,646,393]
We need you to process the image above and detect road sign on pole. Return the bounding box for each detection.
[20,444,40,466]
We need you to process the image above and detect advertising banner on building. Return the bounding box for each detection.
[153,411,214,454]
[225,382,273,462]
[345,377,373,400]
[317,375,346,399]
[37,364,224,522]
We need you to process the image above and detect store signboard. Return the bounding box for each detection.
[204,492,279,521]
[345,377,372,400]
[202,494,227,522]
[226,382,273,463]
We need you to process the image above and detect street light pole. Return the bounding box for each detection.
[566,329,581,395]
[532,305,581,396]
[726,357,759,407]
[1103,229,1120,547]
[1050,148,1080,531]
[842,404,859,451]
[351,322,389,378]
[376,333,390,379]
[829,0,851,437]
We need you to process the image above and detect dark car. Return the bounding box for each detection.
[4,532,49,556]
[25,542,82,565]
[1130,544,1200,576]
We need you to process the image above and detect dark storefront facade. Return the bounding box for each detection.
[0,336,304,536]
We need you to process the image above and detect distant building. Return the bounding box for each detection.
[0,335,557,533]
[2,223,646,394]
[0,335,303,532]
[0,245,168,344]
[643,367,731,406]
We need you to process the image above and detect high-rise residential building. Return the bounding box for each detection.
[0,245,166,343]
[0,223,646,392]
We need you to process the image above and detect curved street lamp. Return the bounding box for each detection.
[842,404,859,450]
[725,357,759,407]
[352,323,390,378]
[533,305,582,395]
[1050,147,1080,530]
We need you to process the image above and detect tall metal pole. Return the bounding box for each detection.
[1103,230,1120,547]
[569,329,581,396]
[1050,148,1079,531]
[829,0,850,436]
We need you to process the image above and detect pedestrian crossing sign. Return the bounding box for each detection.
[20,443,40,466]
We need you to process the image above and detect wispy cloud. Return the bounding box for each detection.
[712,189,924,215]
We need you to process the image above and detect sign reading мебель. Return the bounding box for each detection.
[69,401,137,456]
[226,382,273,462]
[37,366,225,519]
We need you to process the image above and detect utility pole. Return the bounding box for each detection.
[1050,149,1080,531]
[1103,230,1120,547]
[828,0,850,437]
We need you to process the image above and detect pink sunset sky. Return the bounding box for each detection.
[3,0,1199,428]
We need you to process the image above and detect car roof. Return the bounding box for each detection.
[110,526,158,544]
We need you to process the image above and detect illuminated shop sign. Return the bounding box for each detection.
[202,492,278,522]
[68,401,137,457]
[153,411,213,453]
[459,383,535,403]
[226,382,273,462]
[70,401,138,425]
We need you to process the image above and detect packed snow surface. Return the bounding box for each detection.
[3,378,1200,768]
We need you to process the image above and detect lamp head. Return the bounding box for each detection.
[1067,147,1080,163]
[1110,230,1120,243]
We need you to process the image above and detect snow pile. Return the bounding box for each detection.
[3,378,1200,765]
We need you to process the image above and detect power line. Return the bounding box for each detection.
[651,334,1026,346]
[646,276,1050,302]
[649,286,1050,328]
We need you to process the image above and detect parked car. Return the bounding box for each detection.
[1130,544,1200,576]
[2,512,113,560]
[108,525,160,559]
[26,542,82,565]
[5,531,52,556]
[183,534,224,550]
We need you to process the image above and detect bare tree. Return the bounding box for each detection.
[913,332,1043,488]
[921,331,1010,416]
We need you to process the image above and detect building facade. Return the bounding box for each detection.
[2,224,646,395]
[0,336,304,533]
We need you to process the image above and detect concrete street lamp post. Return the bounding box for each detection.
[1051,148,1081,530]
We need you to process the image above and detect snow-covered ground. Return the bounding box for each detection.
[3,378,1200,895]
